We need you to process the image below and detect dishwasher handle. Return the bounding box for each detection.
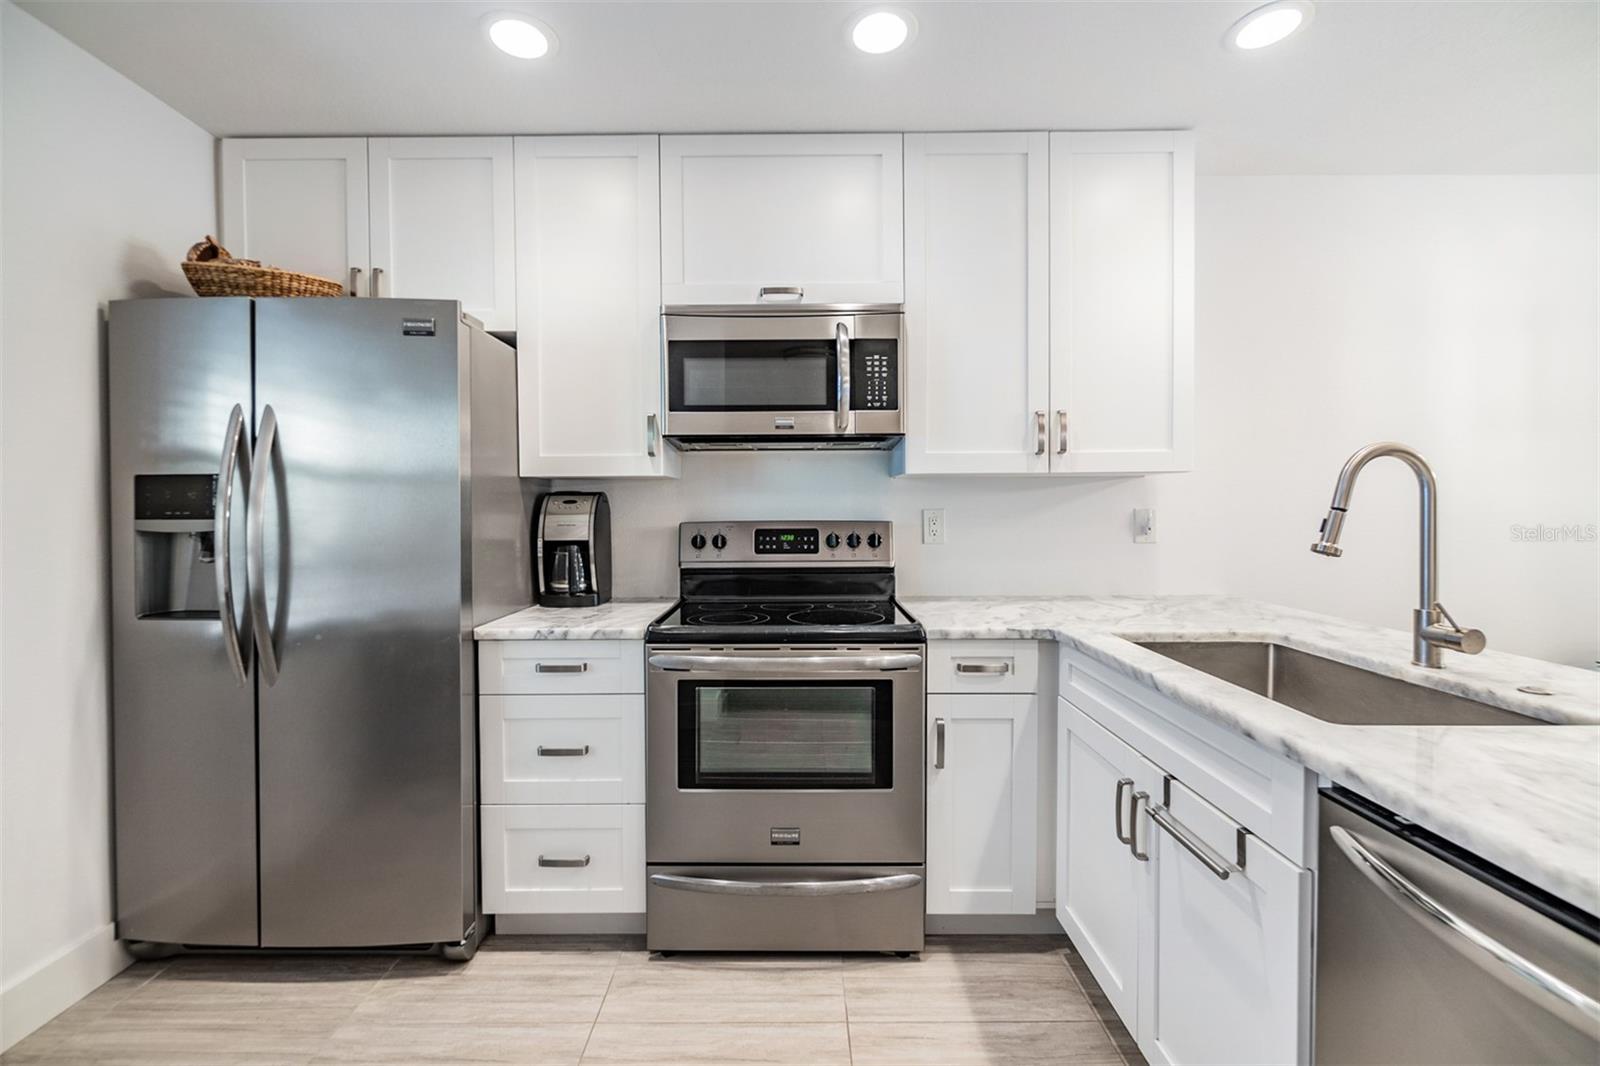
[1329,825,1600,1030]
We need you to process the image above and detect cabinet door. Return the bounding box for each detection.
[1049,131,1194,473]
[368,137,515,330]
[926,693,1038,915]
[481,804,645,915]
[899,133,1050,475]
[1056,697,1161,1028]
[660,133,903,306]
[514,136,676,478]
[1141,778,1310,1066]
[221,138,369,294]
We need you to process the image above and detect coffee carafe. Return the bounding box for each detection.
[535,493,611,607]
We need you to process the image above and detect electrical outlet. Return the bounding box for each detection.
[1133,508,1157,544]
[922,508,946,545]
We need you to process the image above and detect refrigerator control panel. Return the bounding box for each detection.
[135,474,217,521]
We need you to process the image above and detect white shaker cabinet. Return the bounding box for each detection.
[367,137,516,329]
[220,138,370,295]
[513,135,677,479]
[660,134,904,306]
[1049,131,1195,473]
[898,133,1050,475]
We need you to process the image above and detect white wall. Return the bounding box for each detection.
[0,1,215,1049]
[570,174,1598,667]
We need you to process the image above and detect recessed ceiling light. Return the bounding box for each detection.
[488,16,553,60]
[851,10,913,55]
[1226,0,1314,51]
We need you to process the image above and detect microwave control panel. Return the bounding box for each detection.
[851,340,899,411]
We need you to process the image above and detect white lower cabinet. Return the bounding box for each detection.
[482,804,645,915]
[926,692,1039,915]
[480,694,645,805]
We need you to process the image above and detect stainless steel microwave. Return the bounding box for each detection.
[661,305,905,450]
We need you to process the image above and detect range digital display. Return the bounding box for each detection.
[754,527,819,554]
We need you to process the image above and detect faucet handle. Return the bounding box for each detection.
[1424,602,1487,655]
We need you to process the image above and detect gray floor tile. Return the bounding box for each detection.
[581,1022,852,1065]
[597,957,846,1023]
[848,1020,1125,1065]
[844,953,1099,1023]
[313,1020,593,1064]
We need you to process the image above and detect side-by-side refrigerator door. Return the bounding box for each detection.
[251,298,470,948]
[109,297,259,947]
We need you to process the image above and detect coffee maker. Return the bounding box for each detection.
[535,492,612,607]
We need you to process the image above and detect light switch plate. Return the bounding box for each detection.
[922,509,946,544]
[1133,508,1156,544]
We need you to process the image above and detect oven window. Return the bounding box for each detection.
[668,340,837,412]
[678,680,893,789]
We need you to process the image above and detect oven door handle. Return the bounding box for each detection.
[649,872,922,898]
[647,653,922,674]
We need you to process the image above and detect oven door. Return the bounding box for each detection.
[662,311,903,441]
[646,646,925,864]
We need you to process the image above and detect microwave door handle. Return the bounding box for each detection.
[835,322,851,432]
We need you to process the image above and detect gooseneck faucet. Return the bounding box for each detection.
[1310,442,1486,668]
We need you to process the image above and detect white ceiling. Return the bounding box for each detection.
[18,0,1598,174]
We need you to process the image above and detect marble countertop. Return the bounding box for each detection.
[474,592,1599,913]
[475,600,673,640]
[904,595,1600,914]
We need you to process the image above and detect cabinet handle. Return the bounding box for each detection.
[1113,778,1134,845]
[538,855,591,868]
[758,286,804,302]
[1035,411,1047,455]
[1057,410,1069,454]
[536,745,590,757]
[349,267,362,297]
[1148,804,1235,881]
[1129,791,1150,862]
[934,717,946,769]
[954,661,1010,675]
[534,662,589,674]
[369,267,383,298]
[646,413,659,458]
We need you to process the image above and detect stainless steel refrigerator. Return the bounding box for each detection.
[107,297,529,959]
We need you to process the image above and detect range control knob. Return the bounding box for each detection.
[825,532,841,549]
[711,533,728,550]
[690,532,707,551]
[867,532,883,549]
[846,532,862,549]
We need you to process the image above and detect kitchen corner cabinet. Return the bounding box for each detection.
[925,642,1040,915]
[659,134,904,306]
[514,135,677,479]
[1049,131,1194,473]
[220,136,516,329]
[898,132,1050,475]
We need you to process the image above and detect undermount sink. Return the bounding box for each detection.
[1137,641,1551,727]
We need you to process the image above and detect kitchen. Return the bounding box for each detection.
[1,1,1596,1064]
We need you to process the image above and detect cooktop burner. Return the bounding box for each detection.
[678,600,896,628]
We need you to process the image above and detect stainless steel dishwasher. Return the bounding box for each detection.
[1317,788,1600,1064]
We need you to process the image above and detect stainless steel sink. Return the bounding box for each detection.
[1137,641,1550,727]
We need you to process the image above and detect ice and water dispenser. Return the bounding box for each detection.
[133,474,220,618]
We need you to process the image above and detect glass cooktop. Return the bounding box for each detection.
[649,598,923,645]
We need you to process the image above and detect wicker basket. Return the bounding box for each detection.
[181,236,345,298]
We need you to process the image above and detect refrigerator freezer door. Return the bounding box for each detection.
[109,297,259,947]
[253,298,471,947]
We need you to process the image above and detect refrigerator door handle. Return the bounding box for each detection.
[214,404,252,685]
[246,404,283,686]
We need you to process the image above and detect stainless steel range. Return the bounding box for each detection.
[645,520,926,953]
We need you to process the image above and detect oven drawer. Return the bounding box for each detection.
[929,641,1039,693]
[482,805,645,914]
[646,865,925,952]
[479,640,643,695]
[480,695,645,805]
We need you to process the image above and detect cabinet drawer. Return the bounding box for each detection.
[928,641,1039,693]
[480,695,645,805]
[478,640,643,695]
[482,805,645,914]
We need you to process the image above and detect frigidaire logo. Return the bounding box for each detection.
[1509,523,1598,543]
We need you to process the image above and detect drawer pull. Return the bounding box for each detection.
[1113,778,1135,845]
[534,662,589,674]
[536,745,590,757]
[538,854,592,868]
[1148,804,1236,881]
[955,661,1010,675]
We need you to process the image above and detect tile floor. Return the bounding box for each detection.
[1,935,1146,1065]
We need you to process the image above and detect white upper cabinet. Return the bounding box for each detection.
[221,138,369,294]
[659,134,904,306]
[1049,131,1195,473]
[899,133,1050,475]
[368,137,515,330]
[514,136,676,479]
